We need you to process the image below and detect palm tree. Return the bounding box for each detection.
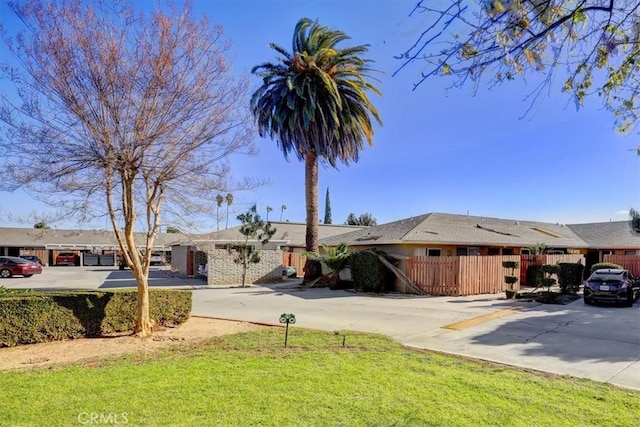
[280,204,287,221]
[251,18,381,280]
[266,205,273,221]
[225,193,234,229]
[215,194,224,231]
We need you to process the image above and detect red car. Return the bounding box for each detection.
[55,252,78,266]
[0,256,43,278]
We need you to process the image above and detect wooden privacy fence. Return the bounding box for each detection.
[282,252,306,277]
[603,255,640,276]
[407,255,520,296]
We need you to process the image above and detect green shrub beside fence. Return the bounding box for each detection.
[558,263,584,295]
[0,289,192,347]
[351,250,395,293]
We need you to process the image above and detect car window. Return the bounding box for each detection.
[590,271,625,281]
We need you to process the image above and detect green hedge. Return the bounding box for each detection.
[526,265,543,287]
[0,289,192,347]
[350,250,395,293]
[558,263,584,295]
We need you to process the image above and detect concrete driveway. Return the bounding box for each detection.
[0,266,205,290]
[191,282,640,390]
[3,269,639,389]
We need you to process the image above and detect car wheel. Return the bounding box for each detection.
[23,274,33,278]
[0,269,12,278]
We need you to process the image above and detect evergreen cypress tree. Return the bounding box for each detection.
[324,187,332,224]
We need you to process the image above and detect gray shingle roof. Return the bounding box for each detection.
[0,227,184,249]
[321,212,589,248]
[568,221,640,249]
[192,222,366,248]
[320,215,430,246]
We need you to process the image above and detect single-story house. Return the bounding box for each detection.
[170,221,365,284]
[319,212,592,257]
[567,221,640,267]
[0,227,177,266]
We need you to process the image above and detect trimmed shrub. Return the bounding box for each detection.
[350,250,395,293]
[526,265,543,287]
[540,264,560,276]
[0,289,192,347]
[590,262,623,274]
[558,263,584,295]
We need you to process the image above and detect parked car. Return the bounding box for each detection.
[584,268,639,307]
[55,252,78,266]
[150,252,165,266]
[19,255,44,265]
[0,256,43,278]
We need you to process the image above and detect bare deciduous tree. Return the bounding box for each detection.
[0,0,255,336]
[395,1,640,135]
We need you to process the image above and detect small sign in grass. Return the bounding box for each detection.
[278,313,296,347]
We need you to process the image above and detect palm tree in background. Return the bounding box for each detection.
[251,18,381,280]
[225,193,234,229]
[215,194,224,231]
[266,205,273,221]
[280,204,287,221]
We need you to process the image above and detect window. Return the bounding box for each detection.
[487,248,500,255]
[502,248,514,255]
[427,248,441,257]
[456,247,480,256]
[520,249,531,255]
[624,250,638,255]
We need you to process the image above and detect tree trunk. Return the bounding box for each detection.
[303,152,320,283]
[132,268,154,336]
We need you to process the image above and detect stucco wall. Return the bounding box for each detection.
[171,245,191,276]
[207,248,284,285]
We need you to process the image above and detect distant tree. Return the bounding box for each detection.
[631,208,640,233]
[324,188,332,225]
[396,1,640,138]
[266,205,273,221]
[251,18,382,282]
[216,194,225,232]
[227,205,276,287]
[346,212,377,226]
[33,221,50,230]
[0,0,254,337]
[165,226,181,234]
[280,204,287,221]
[225,193,234,229]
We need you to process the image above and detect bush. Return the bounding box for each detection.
[558,263,584,295]
[540,264,560,276]
[526,265,543,287]
[590,262,623,274]
[350,250,395,293]
[0,289,192,347]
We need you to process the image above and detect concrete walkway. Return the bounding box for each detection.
[191,282,640,390]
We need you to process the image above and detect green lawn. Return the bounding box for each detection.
[1,328,638,426]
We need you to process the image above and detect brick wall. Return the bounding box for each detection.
[207,248,284,285]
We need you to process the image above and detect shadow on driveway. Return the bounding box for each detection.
[468,300,640,364]
[98,269,205,289]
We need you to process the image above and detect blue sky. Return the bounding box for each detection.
[0,0,638,231]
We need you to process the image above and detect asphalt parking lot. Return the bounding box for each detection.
[3,267,639,390]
